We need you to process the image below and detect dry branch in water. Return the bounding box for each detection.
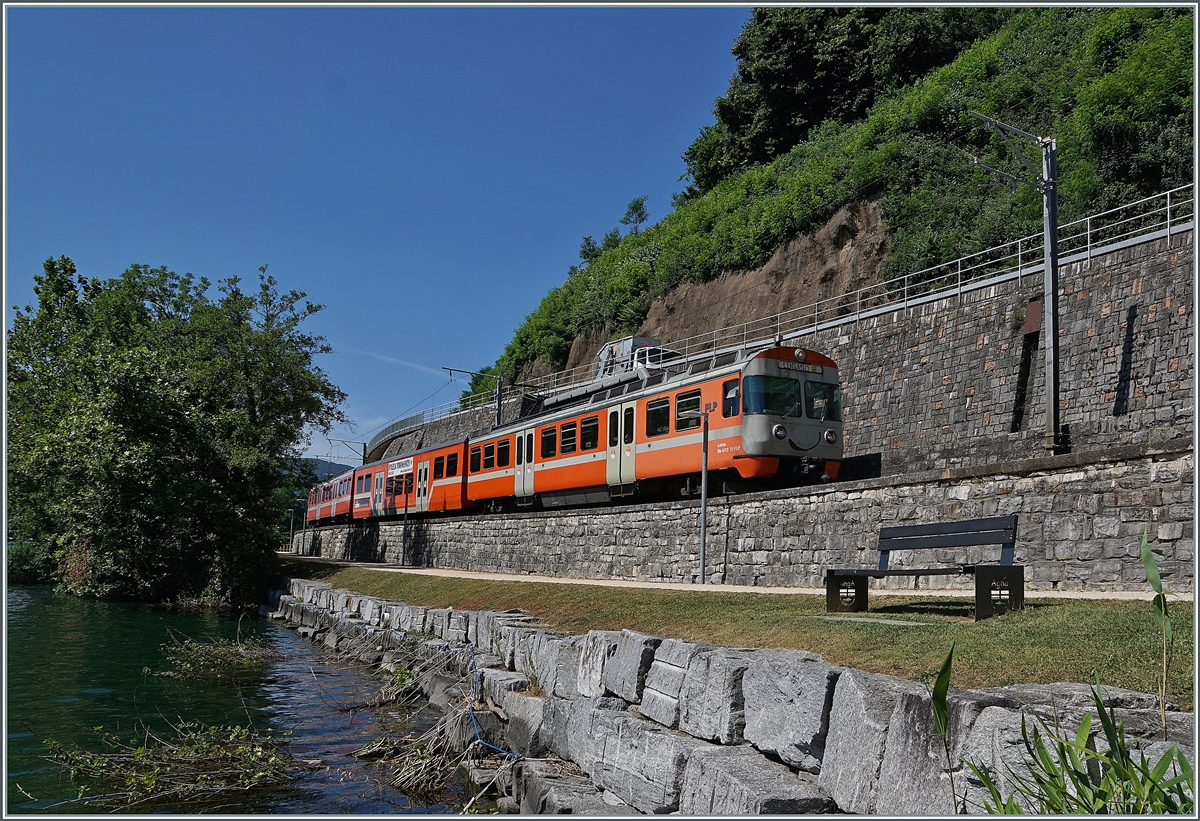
[44,719,310,809]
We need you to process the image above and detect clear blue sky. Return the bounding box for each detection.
[4,4,750,464]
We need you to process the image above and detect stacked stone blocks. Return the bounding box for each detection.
[272,577,1194,815]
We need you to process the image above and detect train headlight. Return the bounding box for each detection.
[773,424,787,440]
[824,429,838,444]
[794,349,807,363]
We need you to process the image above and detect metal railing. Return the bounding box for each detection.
[367,185,1192,455]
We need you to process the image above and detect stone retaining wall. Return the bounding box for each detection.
[815,229,1193,475]
[267,579,1194,815]
[293,439,1193,593]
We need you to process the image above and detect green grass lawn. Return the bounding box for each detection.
[279,560,1193,711]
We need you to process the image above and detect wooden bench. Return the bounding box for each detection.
[825,516,1023,621]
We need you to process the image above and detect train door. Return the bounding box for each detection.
[372,471,385,517]
[606,401,638,490]
[416,460,431,513]
[514,429,536,500]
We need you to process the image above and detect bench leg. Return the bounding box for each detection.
[826,574,869,613]
[974,565,1024,621]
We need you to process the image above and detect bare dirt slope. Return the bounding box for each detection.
[560,196,887,373]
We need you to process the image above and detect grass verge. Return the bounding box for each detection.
[279,560,1193,711]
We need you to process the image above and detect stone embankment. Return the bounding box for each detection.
[268,578,1193,815]
[294,439,1193,593]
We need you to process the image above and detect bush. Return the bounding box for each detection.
[6,540,57,585]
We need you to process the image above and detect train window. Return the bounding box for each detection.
[723,379,740,418]
[646,398,670,437]
[434,456,445,479]
[623,407,634,444]
[743,375,803,417]
[608,411,619,447]
[516,435,523,465]
[526,433,534,462]
[541,427,557,458]
[447,452,458,477]
[356,476,363,494]
[376,474,383,490]
[470,447,481,473]
[676,390,702,431]
[804,381,842,422]
[498,439,511,467]
[405,474,414,494]
[581,416,600,450]
[560,422,577,454]
[483,444,495,470]
[386,478,394,495]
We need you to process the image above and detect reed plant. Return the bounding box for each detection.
[964,681,1194,814]
[957,532,1194,814]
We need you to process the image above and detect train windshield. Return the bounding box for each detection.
[743,376,803,417]
[804,380,842,421]
[743,375,841,421]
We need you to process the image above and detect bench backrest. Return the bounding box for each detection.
[876,516,1018,570]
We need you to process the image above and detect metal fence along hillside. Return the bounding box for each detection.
[365,185,1193,457]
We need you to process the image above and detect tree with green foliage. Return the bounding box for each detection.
[578,235,601,265]
[620,196,650,234]
[600,227,622,252]
[7,257,346,604]
[679,6,1017,200]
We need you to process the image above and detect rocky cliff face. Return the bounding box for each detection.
[558,197,888,373]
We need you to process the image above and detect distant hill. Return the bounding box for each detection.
[305,457,354,480]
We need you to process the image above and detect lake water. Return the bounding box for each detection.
[5,585,458,814]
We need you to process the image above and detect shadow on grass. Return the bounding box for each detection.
[870,600,976,619]
[277,559,342,582]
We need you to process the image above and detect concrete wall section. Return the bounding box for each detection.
[294,440,1193,593]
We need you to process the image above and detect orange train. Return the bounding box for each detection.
[306,344,843,525]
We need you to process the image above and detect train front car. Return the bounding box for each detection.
[737,347,842,482]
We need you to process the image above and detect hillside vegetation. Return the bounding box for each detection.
[471,7,1192,393]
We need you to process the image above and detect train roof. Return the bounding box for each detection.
[474,345,837,439]
[354,437,469,471]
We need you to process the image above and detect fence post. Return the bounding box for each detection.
[1166,189,1172,246]
[1087,216,1092,266]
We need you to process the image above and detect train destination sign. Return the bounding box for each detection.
[388,457,413,477]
